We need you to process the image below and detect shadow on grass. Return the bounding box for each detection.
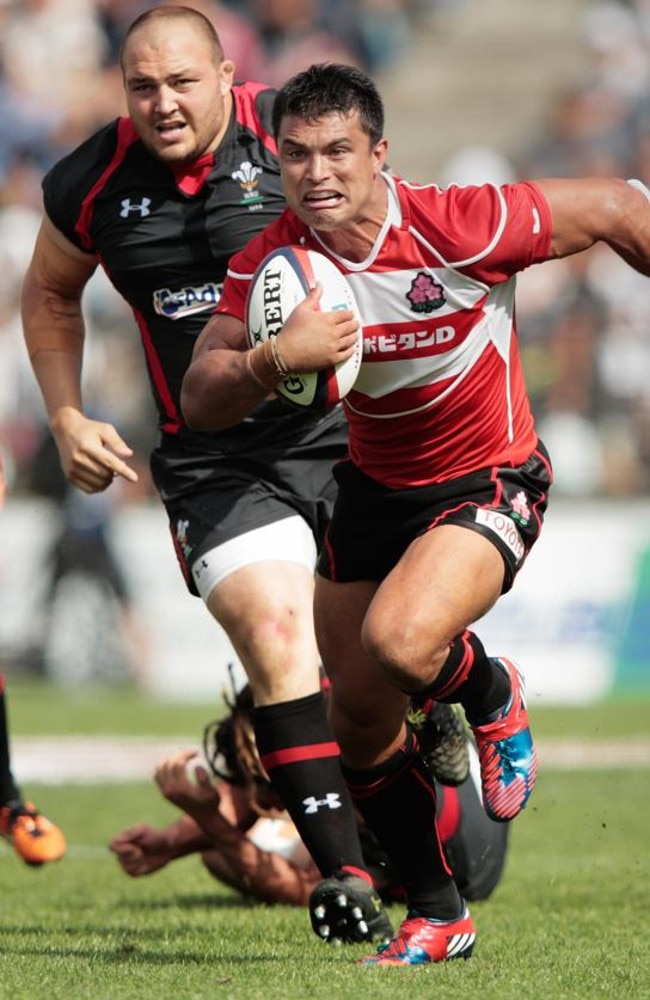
[0,940,281,966]
[0,920,294,966]
[117,892,256,911]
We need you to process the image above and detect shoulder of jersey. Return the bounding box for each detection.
[245,246,363,412]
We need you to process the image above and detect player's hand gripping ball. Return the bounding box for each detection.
[245,246,363,410]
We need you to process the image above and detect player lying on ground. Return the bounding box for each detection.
[110,684,508,917]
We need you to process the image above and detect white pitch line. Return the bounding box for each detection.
[8,735,650,784]
[11,735,199,784]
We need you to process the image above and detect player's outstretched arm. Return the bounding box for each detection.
[537,176,650,274]
[109,817,211,877]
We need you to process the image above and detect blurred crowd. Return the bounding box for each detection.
[513,0,650,497]
[1,0,650,501]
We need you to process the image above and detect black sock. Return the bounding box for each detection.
[416,631,511,721]
[343,728,462,919]
[254,691,368,880]
[0,674,21,806]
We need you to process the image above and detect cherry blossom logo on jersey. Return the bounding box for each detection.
[407,272,446,314]
[509,490,531,526]
[232,161,263,208]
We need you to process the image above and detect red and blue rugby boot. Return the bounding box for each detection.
[469,657,538,822]
[359,907,476,966]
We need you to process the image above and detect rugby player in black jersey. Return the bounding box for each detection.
[20,5,391,945]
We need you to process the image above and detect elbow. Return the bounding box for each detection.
[181,391,219,432]
[180,379,201,429]
[179,399,198,432]
[181,352,268,432]
[180,403,204,432]
[180,375,238,432]
[180,372,215,431]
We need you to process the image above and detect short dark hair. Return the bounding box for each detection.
[120,5,224,72]
[272,63,385,146]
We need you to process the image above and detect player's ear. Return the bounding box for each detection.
[219,60,235,93]
[372,138,389,177]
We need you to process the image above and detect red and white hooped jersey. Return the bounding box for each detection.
[217,173,553,488]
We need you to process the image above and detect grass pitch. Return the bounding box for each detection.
[1,681,649,1000]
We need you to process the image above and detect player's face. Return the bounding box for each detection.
[277,111,388,233]
[123,22,234,164]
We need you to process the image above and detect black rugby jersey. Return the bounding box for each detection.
[42,82,338,458]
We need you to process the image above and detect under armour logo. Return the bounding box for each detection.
[120,197,151,218]
[302,793,342,814]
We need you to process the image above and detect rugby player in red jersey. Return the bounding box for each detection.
[181,62,650,964]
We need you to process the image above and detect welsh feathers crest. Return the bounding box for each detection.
[231,161,262,190]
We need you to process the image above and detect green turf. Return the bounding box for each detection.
[2,679,649,997]
[5,675,650,740]
[1,768,648,1000]
[4,677,219,737]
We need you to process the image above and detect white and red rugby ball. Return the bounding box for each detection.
[245,246,363,411]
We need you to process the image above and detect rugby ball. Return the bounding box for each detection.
[245,246,363,410]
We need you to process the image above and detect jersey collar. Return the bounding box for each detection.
[171,151,216,196]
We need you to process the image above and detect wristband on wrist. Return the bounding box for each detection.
[269,335,290,378]
[246,341,282,390]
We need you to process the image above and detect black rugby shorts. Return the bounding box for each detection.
[150,416,348,595]
[317,441,552,593]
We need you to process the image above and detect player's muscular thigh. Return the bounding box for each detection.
[361,524,504,690]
